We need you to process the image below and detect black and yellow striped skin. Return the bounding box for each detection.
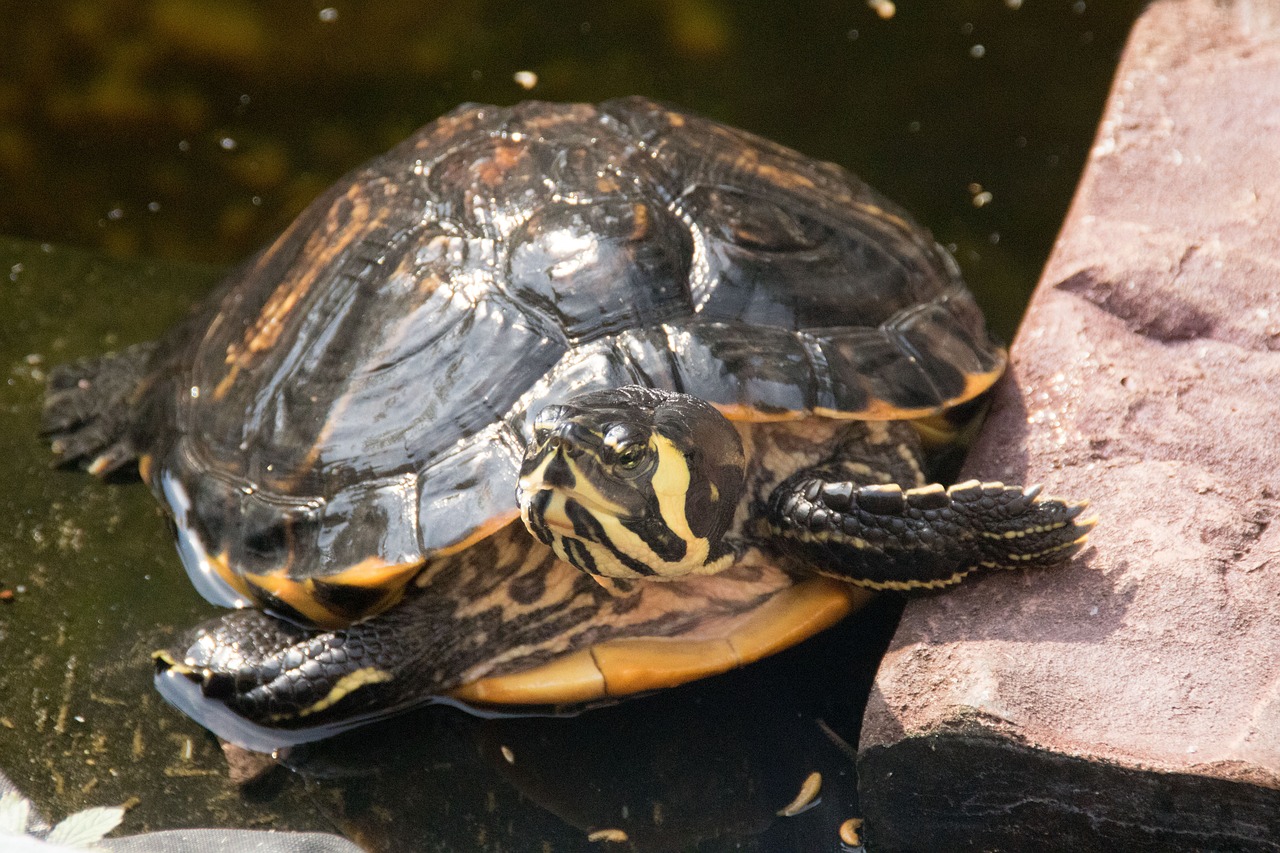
[518,387,744,580]
[154,518,870,741]
[518,386,1093,592]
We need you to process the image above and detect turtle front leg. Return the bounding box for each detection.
[152,585,522,746]
[153,608,428,747]
[766,422,1093,589]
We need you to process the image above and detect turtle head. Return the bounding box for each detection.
[517,386,745,580]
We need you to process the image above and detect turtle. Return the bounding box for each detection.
[42,97,1092,745]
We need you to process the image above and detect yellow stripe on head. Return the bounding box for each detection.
[516,385,744,581]
[524,445,701,580]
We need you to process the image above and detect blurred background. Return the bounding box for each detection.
[1,0,1147,337]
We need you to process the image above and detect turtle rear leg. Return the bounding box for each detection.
[42,341,157,476]
[767,421,1093,589]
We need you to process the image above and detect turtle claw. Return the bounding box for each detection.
[771,473,1094,588]
[42,342,156,475]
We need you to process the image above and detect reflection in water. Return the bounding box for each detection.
[285,597,900,852]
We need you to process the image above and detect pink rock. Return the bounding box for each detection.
[858,0,1280,848]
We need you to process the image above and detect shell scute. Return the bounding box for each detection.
[145,97,1002,624]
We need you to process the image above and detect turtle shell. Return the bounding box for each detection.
[141,97,1003,626]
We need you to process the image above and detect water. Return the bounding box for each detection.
[0,1,1148,849]
[1,0,1145,337]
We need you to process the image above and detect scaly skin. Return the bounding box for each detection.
[769,474,1092,590]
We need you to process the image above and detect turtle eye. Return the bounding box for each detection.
[615,443,645,470]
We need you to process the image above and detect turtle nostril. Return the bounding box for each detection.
[545,428,588,460]
[541,454,577,488]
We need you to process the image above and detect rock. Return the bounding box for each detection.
[857,0,1280,849]
[219,739,281,788]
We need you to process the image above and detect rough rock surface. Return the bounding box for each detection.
[858,0,1280,849]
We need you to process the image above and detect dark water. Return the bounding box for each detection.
[0,1,1147,849]
[2,0,1145,338]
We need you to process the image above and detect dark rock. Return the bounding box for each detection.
[861,735,1280,852]
[858,0,1280,849]
[219,739,282,788]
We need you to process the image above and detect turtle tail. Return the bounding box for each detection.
[42,341,158,477]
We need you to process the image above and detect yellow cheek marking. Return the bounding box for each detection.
[524,439,726,579]
[640,435,717,575]
[521,451,629,520]
[562,457,629,517]
[281,666,394,720]
[517,451,556,498]
[523,452,656,578]
[650,435,695,540]
[652,442,734,575]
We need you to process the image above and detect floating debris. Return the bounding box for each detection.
[513,70,538,90]
[867,0,895,20]
[840,816,865,847]
[777,770,822,817]
[587,828,629,843]
[0,791,125,849]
